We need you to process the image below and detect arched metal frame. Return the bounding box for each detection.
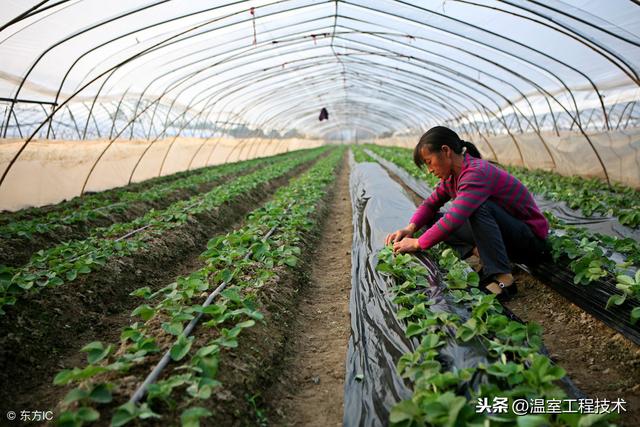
[0,0,638,191]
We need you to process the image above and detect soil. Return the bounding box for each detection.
[128,150,350,426]
[262,151,353,426]
[0,156,320,419]
[505,271,640,427]
[381,160,640,427]
[0,163,262,267]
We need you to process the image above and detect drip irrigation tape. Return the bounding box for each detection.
[128,203,291,404]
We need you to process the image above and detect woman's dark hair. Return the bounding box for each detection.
[413,126,482,168]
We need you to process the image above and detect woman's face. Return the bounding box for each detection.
[420,145,453,180]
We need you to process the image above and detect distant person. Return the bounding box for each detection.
[385,126,550,300]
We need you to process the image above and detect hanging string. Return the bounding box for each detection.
[312,34,317,45]
[250,7,257,45]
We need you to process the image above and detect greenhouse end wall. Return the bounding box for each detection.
[374,128,640,189]
[0,137,323,212]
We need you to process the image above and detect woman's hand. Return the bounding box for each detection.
[393,237,420,254]
[384,227,414,246]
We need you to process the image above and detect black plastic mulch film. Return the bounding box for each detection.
[345,155,415,426]
[344,152,584,426]
[365,149,640,346]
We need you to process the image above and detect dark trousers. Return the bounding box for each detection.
[426,200,549,279]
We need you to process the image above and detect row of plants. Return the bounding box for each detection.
[364,144,440,187]
[504,165,640,229]
[0,148,328,315]
[53,148,344,426]
[367,144,640,325]
[0,155,272,240]
[351,145,375,163]
[377,245,618,426]
[545,215,640,324]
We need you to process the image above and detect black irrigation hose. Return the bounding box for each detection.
[521,262,640,346]
[129,203,291,404]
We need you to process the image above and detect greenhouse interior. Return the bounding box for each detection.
[1,1,639,426]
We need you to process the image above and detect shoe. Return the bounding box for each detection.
[480,277,518,302]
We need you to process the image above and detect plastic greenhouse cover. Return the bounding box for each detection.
[345,153,584,425]
[2,0,639,142]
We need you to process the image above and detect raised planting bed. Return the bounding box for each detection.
[46,148,344,426]
[0,148,333,417]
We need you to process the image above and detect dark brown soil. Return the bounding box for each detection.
[0,163,262,267]
[262,151,352,426]
[381,160,640,427]
[162,152,349,427]
[0,156,320,419]
[81,152,348,427]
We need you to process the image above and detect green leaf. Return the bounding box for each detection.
[517,415,549,427]
[236,319,255,329]
[420,333,443,350]
[617,275,635,286]
[132,304,155,321]
[62,387,89,405]
[605,294,626,309]
[405,322,426,338]
[389,399,421,424]
[221,288,242,304]
[53,369,75,386]
[89,383,113,403]
[76,407,100,422]
[81,341,113,364]
[162,321,184,336]
[49,276,64,286]
[130,287,152,299]
[111,402,137,427]
[284,256,298,267]
[577,412,615,427]
[53,366,108,385]
[66,269,78,281]
[170,334,194,361]
[630,307,640,325]
[180,407,213,427]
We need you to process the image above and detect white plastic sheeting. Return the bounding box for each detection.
[2,1,639,138]
[0,0,639,208]
[0,137,323,211]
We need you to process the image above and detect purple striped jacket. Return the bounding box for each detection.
[410,153,549,250]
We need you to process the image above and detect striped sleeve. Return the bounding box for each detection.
[410,181,450,230]
[418,169,490,250]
